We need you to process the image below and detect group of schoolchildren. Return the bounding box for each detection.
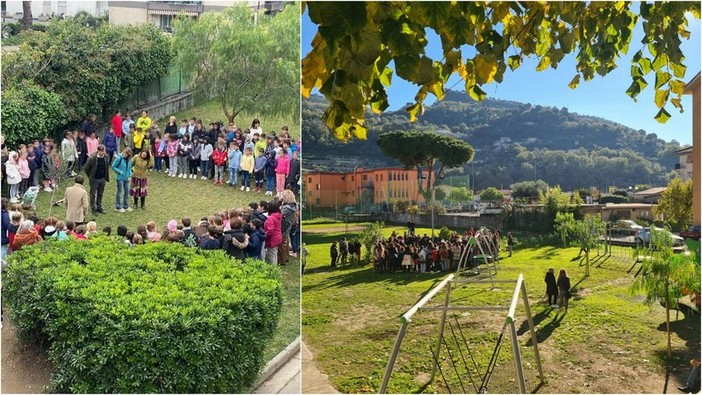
[333,228,501,274]
[1,190,300,266]
[110,111,301,195]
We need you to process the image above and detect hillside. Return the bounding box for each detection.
[303,93,685,190]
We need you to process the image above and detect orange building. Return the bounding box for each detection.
[305,167,427,209]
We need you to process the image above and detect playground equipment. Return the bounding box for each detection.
[379,273,544,394]
[455,230,500,287]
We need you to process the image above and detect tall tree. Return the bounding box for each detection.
[302,2,700,139]
[173,3,300,124]
[20,1,32,30]
[654,177,693,231]
[479,187,504,203]
[377,131,474,235]
[448,187,473,203]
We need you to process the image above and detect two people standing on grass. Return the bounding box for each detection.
[545,268,570,312]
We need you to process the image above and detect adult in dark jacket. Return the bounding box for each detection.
[222,219,248,261]
[557,269,571,312]
[545,268,558,307]
[1,198,10,261]
[330,241,339,268]
[80,114,97,136]
[286,151,300,193]
[84,145,110,215]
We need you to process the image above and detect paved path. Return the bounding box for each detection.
[254,351,300,394]
[301,341,339,394]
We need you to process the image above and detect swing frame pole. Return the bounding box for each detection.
[509,320,527,394]
[430,280,452,382]
[379,322,408,394]
[521,281,545,385]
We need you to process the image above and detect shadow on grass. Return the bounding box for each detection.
[525,310,566,346]
[302,265,447,294]
[654,347,699,394]
[652,312,701,393]
[517,308,552,336]
[534,247,559,260]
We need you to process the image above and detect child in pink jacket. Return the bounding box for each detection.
[274,149,289,194]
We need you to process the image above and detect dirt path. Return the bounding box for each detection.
[1,319,52,393]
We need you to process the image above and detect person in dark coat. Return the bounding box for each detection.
[330,241,339,268]
[557,269,571,312]
[545,268,558,307]
[286,151,300,193]
[222,218,248,261]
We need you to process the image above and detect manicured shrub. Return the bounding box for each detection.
[599,194,630,204]
[2,237,283,393]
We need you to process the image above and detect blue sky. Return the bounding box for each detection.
[302,6,701,145]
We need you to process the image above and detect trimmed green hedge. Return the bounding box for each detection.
[2,237,283,393]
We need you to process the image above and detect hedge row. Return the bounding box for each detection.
[2,238,283,393]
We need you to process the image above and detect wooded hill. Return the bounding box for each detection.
[303,93,685,190]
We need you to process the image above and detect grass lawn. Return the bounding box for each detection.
[302,224,700,394]
[156,98,299,139]
[23,168,299,373]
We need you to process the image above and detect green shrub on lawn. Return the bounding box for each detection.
[2,237,283,393]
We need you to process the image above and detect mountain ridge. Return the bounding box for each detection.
[302,93,685,190]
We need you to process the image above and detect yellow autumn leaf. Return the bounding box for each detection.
[475,55,497,84]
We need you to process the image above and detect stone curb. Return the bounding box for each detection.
[253,335,301,390]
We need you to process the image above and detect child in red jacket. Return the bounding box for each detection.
[211,141,228,185]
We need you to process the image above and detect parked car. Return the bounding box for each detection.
[679,225,701,240]
[610,219,643,236]
[635,227,685,247]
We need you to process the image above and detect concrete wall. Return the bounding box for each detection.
[108,5,148,25]
[95,92,193,137]
[380,212,502,231]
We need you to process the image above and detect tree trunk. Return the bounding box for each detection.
[665,280,672,359]
[585,249,590,276]
[21,1,33,30]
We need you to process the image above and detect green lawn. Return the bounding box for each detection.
[302,224,700,394]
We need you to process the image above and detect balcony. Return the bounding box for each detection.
[147,1,203,16]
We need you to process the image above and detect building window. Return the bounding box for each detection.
[351,176,355,182]
[159,14,174,31]
[380,174,383,181]
[308,177,312,183]
[687,155,694,164]
[316,198,320,205]
[316,184,320,190]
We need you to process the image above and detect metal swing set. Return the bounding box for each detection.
[379,273,545,394]
[455,228,500,288]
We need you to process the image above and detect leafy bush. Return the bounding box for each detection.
[358,222,384,262]
[599,194,630,204]
[438,226,452,241]
[3,238,283,393]
[2,21,172,133]
[302,217,343,225]
[1,82,68,147]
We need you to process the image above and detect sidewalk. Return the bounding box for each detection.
[301,341,339,394]
[253,337,301,394]
[253,352,300,394]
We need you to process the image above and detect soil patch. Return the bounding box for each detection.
[1,319,52,393]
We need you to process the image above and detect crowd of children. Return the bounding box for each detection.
[1,190,300,265]
[0,112,301,205]
[328,228,502,274]
[115,112,301,195]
